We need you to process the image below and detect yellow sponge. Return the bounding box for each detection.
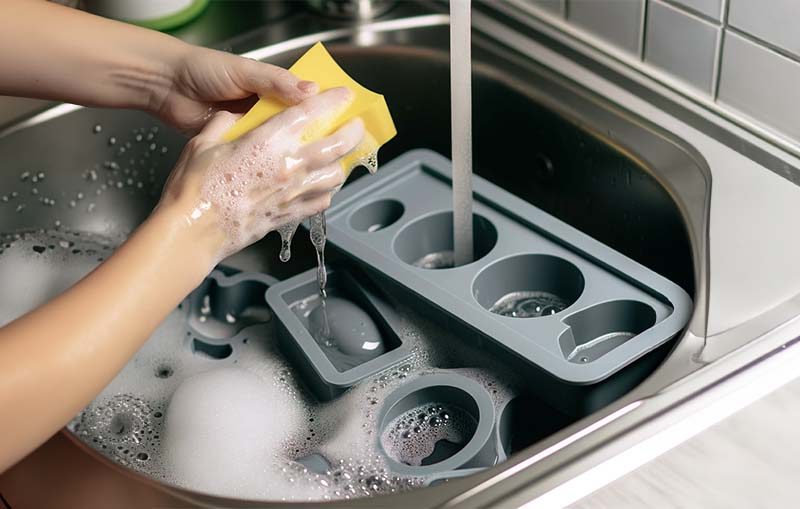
[222,42,396,175]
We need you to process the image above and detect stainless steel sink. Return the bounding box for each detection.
[4,1,800,507]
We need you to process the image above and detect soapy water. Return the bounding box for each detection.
[0,229,120,326]
[309,212,328,298]
[489,291,570,318]
[0,228,521,500]
[309,212,331,340]
[56,263,521,501]
[381,403,476,467]
[278,222,299,263]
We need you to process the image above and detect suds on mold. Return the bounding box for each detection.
[61,286,522,501]
[382,403,476,467]
[0,226,523,501]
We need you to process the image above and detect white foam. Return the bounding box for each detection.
[163,367,306,499]
[0,230,116,326]
[199,136,305,261]
[3,230,529,502]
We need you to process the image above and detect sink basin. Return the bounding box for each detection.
[0,4,724,508]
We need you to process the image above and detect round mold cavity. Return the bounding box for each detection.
[393,211,498,269]
[349,199,405,233]
[377,373,496,476]
[472,254,584,318]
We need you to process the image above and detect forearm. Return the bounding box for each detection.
[0,0,187,110]
[0,204,216,471]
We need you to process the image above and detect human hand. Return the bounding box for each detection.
[150,45,319,134]
[156,87,363,268]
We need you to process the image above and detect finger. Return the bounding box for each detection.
[253,162,344,206]
[289,194,334,221]
[295,118,364,172]
[197,111,242,142]
[245,87,354,142]
[288,163,345,203]
[237,58,318,104]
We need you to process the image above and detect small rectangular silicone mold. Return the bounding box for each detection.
[266,266,414,401]
[322,149,692,387]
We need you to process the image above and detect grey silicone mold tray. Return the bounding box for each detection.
[323,149,692,385]
[266,266,414,401]
[187,266,277,360]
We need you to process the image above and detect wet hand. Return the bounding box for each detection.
[156,87,363,269]
[150,45,319,135]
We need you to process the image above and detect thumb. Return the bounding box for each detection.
[236,57,318,105]
[197,111,242,144]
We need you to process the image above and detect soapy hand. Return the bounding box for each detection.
[151,45,320,134]
[157,87,363,267]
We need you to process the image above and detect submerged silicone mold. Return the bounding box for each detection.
[266,266,413,401]
[186,266,277,360]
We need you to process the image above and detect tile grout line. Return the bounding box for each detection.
[639,0,649,60]
[659,0,723,25]
[725,25,800,66]
[711,0,730,100]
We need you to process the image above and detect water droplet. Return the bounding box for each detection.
[93,124,102,134]
[108,136,116,146]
